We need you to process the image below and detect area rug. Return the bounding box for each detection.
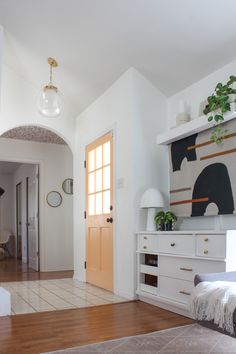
[43,323,236,353]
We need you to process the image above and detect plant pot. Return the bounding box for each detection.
[156,223,165,231]
[165,221,173,231]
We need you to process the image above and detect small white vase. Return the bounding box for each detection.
[176,112,190,126]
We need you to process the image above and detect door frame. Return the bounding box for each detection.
[0,157,43,270]
[16,182,22,259]
[26,176,29,264]
[26,167,40,271]
[84,126,118,293]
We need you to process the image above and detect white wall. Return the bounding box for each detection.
[0,173,14,233]
[0,63,76,150]
[0,26,3,104]
[74,68,167,299]
[131,70,168,231]
[0,138,73,271]
[167,58,236,127]
[0,29,75,150]
[167,58,236,230]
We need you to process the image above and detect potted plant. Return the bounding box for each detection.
[164,211,177,231]
[203,75,236,144]
[154,211,166,231]
[154,211,177,231]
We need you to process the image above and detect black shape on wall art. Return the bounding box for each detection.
[191,163,234,216]
[171,134,198,172]
[0,187,5,197]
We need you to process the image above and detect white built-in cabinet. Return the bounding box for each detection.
[136,230,236,317]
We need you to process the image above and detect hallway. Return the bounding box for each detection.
[0,258,73,282]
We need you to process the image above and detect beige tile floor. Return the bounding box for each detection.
[1,278,128,315]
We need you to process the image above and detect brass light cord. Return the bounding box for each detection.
[49,63,53,85]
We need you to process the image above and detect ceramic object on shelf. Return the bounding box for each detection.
[176,100,190,126]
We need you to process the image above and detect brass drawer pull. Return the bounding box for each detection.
[143,236,148,240]
[204,237,209,242]
[170,243,175,247]
[180,267,193,272]
[143,246,147,249]
[204,250,208,254]
[179,290,191,296]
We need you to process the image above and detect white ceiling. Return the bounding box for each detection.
[0,0,236,116]
[0,161,22,174]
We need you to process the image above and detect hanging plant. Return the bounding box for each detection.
[203,75,236,144]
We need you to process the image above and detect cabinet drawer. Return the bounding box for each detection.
[140,264,158,276]
[159,276,193,304]
[159,256,225,282]
[140,283,158,295]
[158,234,195,256]
[196,234,226,259]
[138,234,158,252]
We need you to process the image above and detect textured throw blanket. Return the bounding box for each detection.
[190,281,236,334]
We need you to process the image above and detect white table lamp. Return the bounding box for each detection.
[140,188,165,231]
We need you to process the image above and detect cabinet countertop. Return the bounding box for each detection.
[136,230,227,235]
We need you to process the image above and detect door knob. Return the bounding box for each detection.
[106,217,113,223]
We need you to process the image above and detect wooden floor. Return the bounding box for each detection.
[0,258,73,282]
[0,300,193,354]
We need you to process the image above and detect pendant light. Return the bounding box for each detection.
[37,57,62,117]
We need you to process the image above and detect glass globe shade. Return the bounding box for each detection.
[37,86,62,117]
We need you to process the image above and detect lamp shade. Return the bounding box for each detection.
[37,86,62,118]
[140,188,165,208]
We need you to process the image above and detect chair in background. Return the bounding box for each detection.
[0,231,11,258]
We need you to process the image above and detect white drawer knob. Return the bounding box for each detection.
[170,243,175,247]
[204,237,209,242]
[144,236,148,240]
[143,246,147,249]
[204,249,208,254]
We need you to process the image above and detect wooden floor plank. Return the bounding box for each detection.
[0,258,73,282]
[0,301,193,354]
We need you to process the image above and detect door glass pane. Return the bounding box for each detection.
[96,192,103,215]
[88,150,95,172]
[103,141,110,166]
[88,172,95,194]
[103,190,110,214]
[88,194,95,215]
[96,146,103,169]
[103,166,110,190]
[95,169,102,192]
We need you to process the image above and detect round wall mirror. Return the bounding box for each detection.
[46,191,62,207]
[62,178,73,195]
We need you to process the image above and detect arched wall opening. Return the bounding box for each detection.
[0,125,74,275]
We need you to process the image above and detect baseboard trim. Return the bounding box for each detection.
[73,272,86,282]
[138,294,193,319]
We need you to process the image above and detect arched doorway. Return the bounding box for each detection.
[0,125,74,281]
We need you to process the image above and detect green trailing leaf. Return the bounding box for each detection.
[154,211,177,227]
[204,75,236,144]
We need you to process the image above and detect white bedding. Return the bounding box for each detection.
[190,281,236,334]
[0,287,10,316]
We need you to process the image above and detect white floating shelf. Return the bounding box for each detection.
[156,111,236,145]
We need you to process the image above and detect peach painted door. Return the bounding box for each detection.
[86,132,113,291]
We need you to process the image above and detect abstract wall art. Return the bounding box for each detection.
[169,119,236,217]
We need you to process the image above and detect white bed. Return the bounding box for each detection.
[0,287,11,316]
